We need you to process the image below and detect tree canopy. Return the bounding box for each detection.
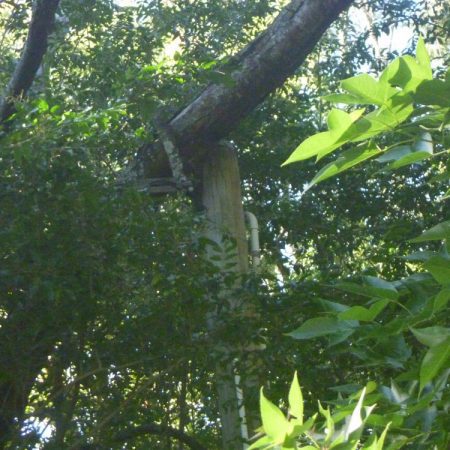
[0,0,448,449]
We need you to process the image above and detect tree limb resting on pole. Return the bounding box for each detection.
[129,0,353,181]
[0,0,60,126]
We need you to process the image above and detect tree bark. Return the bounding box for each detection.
[133,0,353,180]
[0,0,60,126]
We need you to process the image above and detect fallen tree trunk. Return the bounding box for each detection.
[134,0,353,179]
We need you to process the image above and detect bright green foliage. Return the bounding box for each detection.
[284,38,449,449]
[283,37,448,190]
[249,374,389,450]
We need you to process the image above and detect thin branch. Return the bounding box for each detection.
[0,0,60,126]
[79,423,208,450]
[112,424,208,450]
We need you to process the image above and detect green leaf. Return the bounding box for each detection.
[361,436,379,450]
[260,388,289,442]
[423,255,450,286]
[415,36,432,79]
[376,423,391,450]
[361,423,390,450]
[414,79,450,107]
[380,57,401,84]
[282,109,364,164]
[433,288,450,312]
[323,93,363,104]
[319,299,350,313]
[367,413,402,428]
[328,328,356,346]
[410,221,450,242]
[288,317,358,340]
[330,441,359,450]
[385,150,432,170]
[402,250,437,262]
[350,97,414,142]
[290,415,317,438]
[376,145,412,163]
[317,109,366,160]
[343,387,367,440]
[388,55,432,92]
[441,188,450,201]
[381,132,433,170]
[411,326,450,347]
[288,372,303,424]
[318,401,334,444]
[309,145,381,186]
[248,435,272,450]
[36,98,49,113]
[337,277,399,300]
[340,74,398,106]
[338,299,389,322]
[419,337,450,392]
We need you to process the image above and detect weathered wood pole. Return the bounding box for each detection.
[201,142,254,449]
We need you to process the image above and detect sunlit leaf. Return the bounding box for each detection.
[340,74,398,106]
[318,401,334,444]
[388,55,432,92]
[291,415,317,438]
[343,387,367,440]
[350,97,414,142]
[288,372,303,424]
[282,109,365,164]
[309,145,381,186]
[415,36,432,79]
[248,435,272,450]
[260,388,289,442]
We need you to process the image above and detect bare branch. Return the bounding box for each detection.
[0,0,60,126]
[113,424,208,450]
[79,423,208,450]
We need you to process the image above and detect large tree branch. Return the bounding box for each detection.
[133,0,353,180]
[0,0,60,126]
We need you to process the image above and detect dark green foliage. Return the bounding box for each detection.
[0,0,448,448]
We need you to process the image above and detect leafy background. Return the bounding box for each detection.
[0,0,448,448]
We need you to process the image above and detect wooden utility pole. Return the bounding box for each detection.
[201,142,251,448]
